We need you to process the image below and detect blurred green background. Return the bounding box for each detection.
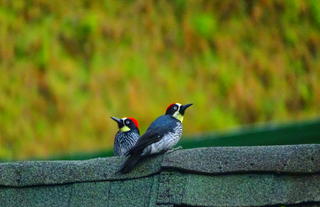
[0,0,319,160]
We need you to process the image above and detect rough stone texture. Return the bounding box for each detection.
[157,172,320,206]
[148,175,174,207]
[70,182,110,207]
[174,204,320,207]
[0,144,319,207]
[157,171,188,205]
[1,144,319,187]
[0,184,72,207]
[175,173,320,207]
[0,178,173,207]
[108,176,154,207]
[163,144,320,174]
[0,155,163,187]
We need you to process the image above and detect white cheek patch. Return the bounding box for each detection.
[173,104,184,122]
[120,117,130,131]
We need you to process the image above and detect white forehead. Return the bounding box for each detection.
[121,117,127,121]
[175,103,182,107]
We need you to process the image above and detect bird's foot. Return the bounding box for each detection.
[167,146,183,154]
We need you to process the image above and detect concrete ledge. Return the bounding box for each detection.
[0,144,319,207]
[0,144,319,187]
[0,155,163,187]
[157,172,320,206]
[163,144,320,174]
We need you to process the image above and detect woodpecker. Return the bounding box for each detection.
[111,116,140,156]
[118,103,192,173]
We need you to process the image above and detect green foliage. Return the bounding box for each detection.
[310,0,320,28]
[0,0,319,160]
[191,13,217,39]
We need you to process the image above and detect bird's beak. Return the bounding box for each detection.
[111,116,123,128]
[180,103,193,115]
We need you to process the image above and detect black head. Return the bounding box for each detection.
[165,103,193,122]
[111,117,139,132]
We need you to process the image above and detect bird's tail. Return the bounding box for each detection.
[118,154,142,174]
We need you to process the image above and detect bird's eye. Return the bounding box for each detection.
[173,106,178,110]
[125,120,130,125]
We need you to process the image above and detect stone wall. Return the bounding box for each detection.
[0,144,319,207]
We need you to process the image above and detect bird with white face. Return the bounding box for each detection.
[118,103,192,173]
[111,117,140,156]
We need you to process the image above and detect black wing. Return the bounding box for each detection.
[126,115,177,155]
[126,130,162,155]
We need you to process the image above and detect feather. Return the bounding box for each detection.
[119,115,180,173]
[118,154,142,173]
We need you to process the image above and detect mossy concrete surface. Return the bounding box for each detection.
[162,144,320,174]
[0,144,320,207]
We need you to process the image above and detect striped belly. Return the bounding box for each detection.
[114,132,139,156]
[144,124,183,155]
